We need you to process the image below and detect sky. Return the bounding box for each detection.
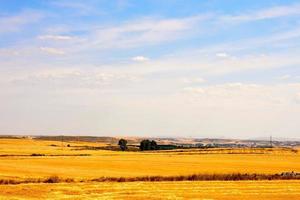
[0,0,300,139]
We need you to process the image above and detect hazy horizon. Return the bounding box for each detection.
[1,0,300,139]
[1,133,300,142]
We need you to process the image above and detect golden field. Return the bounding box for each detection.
[0,138,300,199]
[1,181,300,200]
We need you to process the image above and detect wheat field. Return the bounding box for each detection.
[1,181,300,200]
[0,138,300,199]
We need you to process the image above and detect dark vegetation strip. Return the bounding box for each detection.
[91,172,300,182]
[32,154,91,157]
[72,146,298,154]
[0,173,300,185]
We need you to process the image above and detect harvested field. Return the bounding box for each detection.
[0,138,299,199]
[0,181,300,200]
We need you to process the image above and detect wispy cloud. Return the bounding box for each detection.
[0,10,44,34]
[38,35,74,41]
[49,0,96,15]
[124,51,300,77]
[222,3,300,22]
[40,47,65,55]
[70,14,211,51]
[1,1,300,137]
[131,56,149,62]
[10,68,141,89]
[182,83,300,107]
[215,52,230,58]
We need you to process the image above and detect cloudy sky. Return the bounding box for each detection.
[1,0,300,139]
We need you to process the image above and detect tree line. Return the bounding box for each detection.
[118,139,158,151]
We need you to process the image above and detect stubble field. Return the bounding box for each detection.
[0,138,299,199]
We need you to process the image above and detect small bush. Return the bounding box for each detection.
[65,178,75,183]
[31,153,45,156]
[44,176,60,183]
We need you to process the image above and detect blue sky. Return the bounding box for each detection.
[0,0,300,138]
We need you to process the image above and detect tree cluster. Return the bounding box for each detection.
[140,139,158,151]
[118,139,128,151]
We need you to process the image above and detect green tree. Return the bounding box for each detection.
[140,139,158,151]
[118,139,127,151]
[150,140,158,150]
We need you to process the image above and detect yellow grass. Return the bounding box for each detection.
[0,139,300,180]
[0,138,109,155]
[0,138,300,199]
[0,181,300,200]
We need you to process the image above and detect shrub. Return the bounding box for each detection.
[44,176,60,183]
[31,153,45,156]
[140,139,158,151]
[118,139,128,151]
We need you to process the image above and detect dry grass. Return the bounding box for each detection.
[0,139,300,179]
[0,172,299,185]
[0,181,300,200]
[1,153,300,179]
[0,138,300,199]
[0,138,109,156]
[0,176,75,185]
[159,147,298,155]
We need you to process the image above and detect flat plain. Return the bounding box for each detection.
[0,138,299,199]
[1,181,300,200]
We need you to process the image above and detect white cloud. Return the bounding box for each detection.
[125,51,300,77]
[183,87,205,94]
[69,14,210,52]
[38,35,74,41]
[131,56,149,62]
[2,3,300,137]
[10,68,141,89]
[49,1,95,15]
[216,52,230,58]
[182,83,300,107]
[2,79,299,137]
[40,47,65,55]
[222,3,300,22]
[0,10,43,33]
